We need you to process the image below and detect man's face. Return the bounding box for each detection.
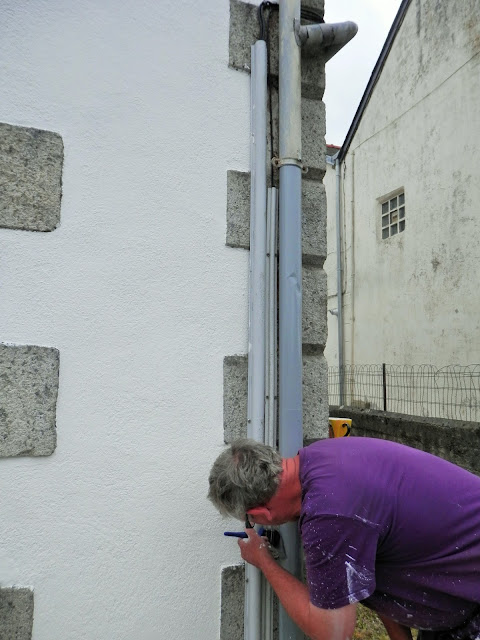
[246,512,267,526]
[246,508,287,526]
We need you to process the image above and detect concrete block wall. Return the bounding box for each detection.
[327,407,480,477]
[222,1,328,637]
[0,122,62,638]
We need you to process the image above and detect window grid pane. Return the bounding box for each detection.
[381,193,405,240]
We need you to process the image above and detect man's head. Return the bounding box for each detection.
[208,439,283,521]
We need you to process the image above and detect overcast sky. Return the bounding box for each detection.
[323,0,403,146]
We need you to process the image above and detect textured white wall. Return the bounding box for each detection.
[325,0,480,368]
[0,1,248,638]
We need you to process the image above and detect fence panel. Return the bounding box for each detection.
[328,364,480,422]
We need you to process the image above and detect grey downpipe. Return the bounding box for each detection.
[336,158,345,405]
[278,0,303,639]
[245,39,268,640]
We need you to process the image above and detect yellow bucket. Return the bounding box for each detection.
[328,417,352,438]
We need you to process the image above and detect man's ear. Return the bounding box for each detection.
[247,506,272,523]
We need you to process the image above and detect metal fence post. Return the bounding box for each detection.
[382,363,387,412]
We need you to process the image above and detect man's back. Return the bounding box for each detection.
[299,437,480,631]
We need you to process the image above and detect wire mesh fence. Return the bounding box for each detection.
[328,364,480,422]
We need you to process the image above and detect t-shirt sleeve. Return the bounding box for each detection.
[301,515,379,609]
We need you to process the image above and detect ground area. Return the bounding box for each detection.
[354,605,418,640]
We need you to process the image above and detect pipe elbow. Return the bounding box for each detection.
[299,21,358,59]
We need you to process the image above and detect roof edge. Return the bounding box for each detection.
[338,0,413,162]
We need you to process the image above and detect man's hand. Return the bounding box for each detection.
[238,527,273,569]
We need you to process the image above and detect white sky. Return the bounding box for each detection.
[323,0,403,146]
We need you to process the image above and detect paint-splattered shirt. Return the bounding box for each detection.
[299,437,480,631]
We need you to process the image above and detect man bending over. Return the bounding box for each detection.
[208,437,480,640]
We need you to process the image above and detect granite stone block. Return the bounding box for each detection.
[226,170,250,250]
[220,565,285,640]
[229,0,260,73]
[0,122,63,232]
[303,266,327,348]
[303,353,329,440]
[220,565,244,640]
[269,88,326,173]
[229,0,326,99]
[226,173,326,266]
[224,352,328,441]
[0,344,59,457]
[224,355,248,443]
[302,178,327,266]
[301,98,326,173]
[0,588,34,640]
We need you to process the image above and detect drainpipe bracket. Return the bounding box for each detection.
[293,19,303,47]
[272,156,308,173]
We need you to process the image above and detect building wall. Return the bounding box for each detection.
[325,0,480,369]
[0,2,247,638]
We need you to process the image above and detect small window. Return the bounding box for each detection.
[380,192,406,240]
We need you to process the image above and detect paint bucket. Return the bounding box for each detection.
[328,417,352,438]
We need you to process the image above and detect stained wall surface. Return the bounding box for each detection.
[325,0,480,369]
[0,1,247,638]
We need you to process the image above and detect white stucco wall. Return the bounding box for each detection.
[0,2,248,638]
[325,0,480,369]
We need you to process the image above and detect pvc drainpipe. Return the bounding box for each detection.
[278,0,303,638]
[335,157,345,405]
[245,40,268,640]
[262,186,278,640]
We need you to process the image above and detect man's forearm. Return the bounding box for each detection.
[260,556,355,640]
[260,555,313,634]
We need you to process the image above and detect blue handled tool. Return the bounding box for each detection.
[223,528,286,559]
[224,528,266,539]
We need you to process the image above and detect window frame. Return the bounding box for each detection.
[379,190,406,240]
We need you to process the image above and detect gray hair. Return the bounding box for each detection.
[208,439,283,520]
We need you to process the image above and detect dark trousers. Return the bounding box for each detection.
[416,608,480,640]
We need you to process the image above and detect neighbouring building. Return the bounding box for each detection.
[325,0,480,375]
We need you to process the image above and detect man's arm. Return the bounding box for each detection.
[239,528,357,640]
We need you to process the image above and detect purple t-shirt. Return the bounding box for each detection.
[299,437,480,631]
